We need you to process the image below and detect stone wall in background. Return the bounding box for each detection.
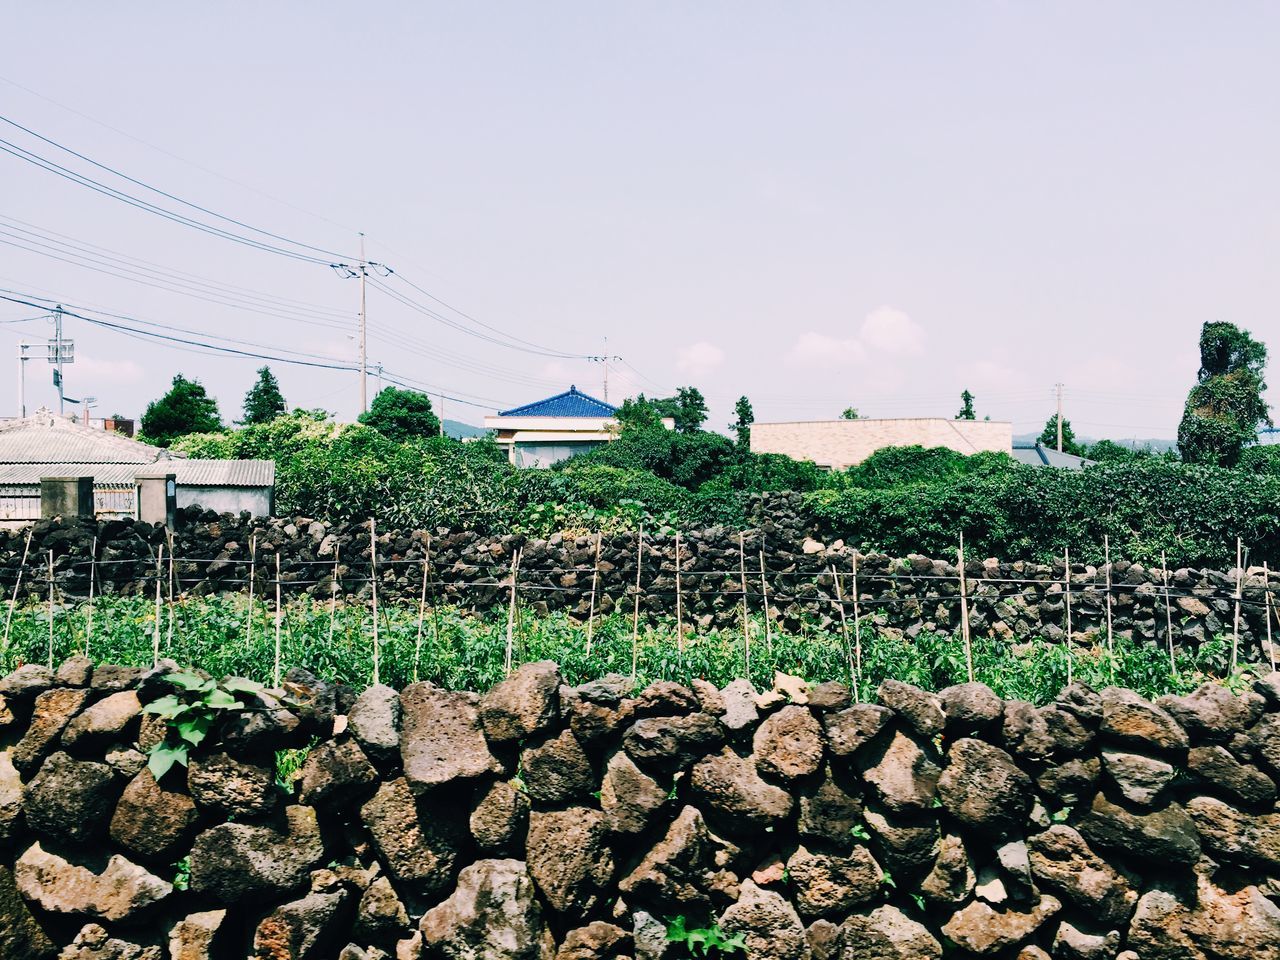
[1,658,1280,958]
[1,509,1278,661]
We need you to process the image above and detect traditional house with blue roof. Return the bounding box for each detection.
[483,386,671,467]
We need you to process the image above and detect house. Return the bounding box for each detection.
[0,410,275,526]
[1011,442,1093,470]
[749,417,1013,470]
[483,386,674,467]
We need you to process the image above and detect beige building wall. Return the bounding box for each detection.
[750,418,1013,469]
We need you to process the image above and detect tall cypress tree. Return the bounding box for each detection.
[241,366,287,425]
[140,374,224,447]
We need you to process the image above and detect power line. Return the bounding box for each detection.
[0,113,352,262]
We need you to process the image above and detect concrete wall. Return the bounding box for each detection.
[176,485,272,517]
[751,418,1014,469]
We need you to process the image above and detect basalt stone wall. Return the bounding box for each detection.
[1,510,1278,661]
[2,659,1280,959]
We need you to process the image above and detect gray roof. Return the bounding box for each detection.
[1012,442,1093,470]
[0,411,164,464]
[135,459,275,487]
[0,463,142,485]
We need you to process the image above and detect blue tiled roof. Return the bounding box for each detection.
[498,386,617,418]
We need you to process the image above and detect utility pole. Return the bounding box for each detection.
[586,337,621,403]
[17,341,29,418]
[374,362,383,397]
[331,234,388,416]
[53,305,65,416]
[1055,382,1064,453]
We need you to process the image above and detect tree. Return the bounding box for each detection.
[841,407,860,420]
[730,396,754,447]
[652,386,709,433]
[1177,322,1271,466]
[957,390,976,420]
[140,374,224,447]
[1037,414,1085,456]
[358,387,440,442]
[614,394,665,433]
[241,366,286,425]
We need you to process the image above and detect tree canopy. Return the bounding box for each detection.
[1038,414,1085,457]
[241,366,286,425]
[731,396,754,447]
[140,374,223,447]
[358,387,440,442]
[841,407,860,420]
[957,390,975,420]
[1178,322,1271,467]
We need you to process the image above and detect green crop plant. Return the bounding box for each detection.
[142,671,264,780]
[665,916,747,958]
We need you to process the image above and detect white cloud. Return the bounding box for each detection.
[676,341,725,378]
[858,306,924,356]
[785,305,921,369]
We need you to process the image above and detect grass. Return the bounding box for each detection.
[0,594,1244,704]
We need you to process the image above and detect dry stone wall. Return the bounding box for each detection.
[3,511,1278,661]
[2,658,1280,959]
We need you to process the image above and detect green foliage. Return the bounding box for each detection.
[141,671,264,781]
[665,917,747,958]
[140,374,223,447]
[841,446,1012,490]
[3,594,1236,706]
[614,395,667,434]
[1239,444,1280,477]
[730,396,754,447]
[359,387,441,442]
[1038,414,1085,457]
[957,389,975,420]
[841,407,860,420]
[171,856,191,891]
[807,457,1280,568]
[1179,322,1271,467]
[651,387,710,434]
[241,366,286,425]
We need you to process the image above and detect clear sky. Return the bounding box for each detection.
[1,2,1276,439]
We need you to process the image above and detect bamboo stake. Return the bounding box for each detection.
[1161,550,1176,679]
[1063,547,1073,685]
[831,564,854,690]
[369,519,380,687]
[958,534,973,683]
[245,533,257,646]
[327,543,340,648]
[738,531,750,678]
[504,548,521,673]
[152,543,163,667]
[1231,537,1243,675]
[273,552,283,688]
[428,534,443,668]
[851,550,863,700]
[674,531,684,653]
[3,527,34,655]
[85,535,97,658]
[414,544,430,683]
[759,548,772,652]
[1265,561,1276,674]
[46,550,55,669]
[631,526,644,682]
[1103,535,1115,681]
[586,533,601,654]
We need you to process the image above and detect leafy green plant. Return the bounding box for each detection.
[665,916,747,958]
[142,671,263,781]
[171,856,191,891]
[849,823,871,841]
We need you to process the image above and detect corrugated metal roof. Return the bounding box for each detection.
[1012,443,1093,470]
[498,385,617,418]
[0,412,165,464]
[0,463,141,485]
[135,459,275,487]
